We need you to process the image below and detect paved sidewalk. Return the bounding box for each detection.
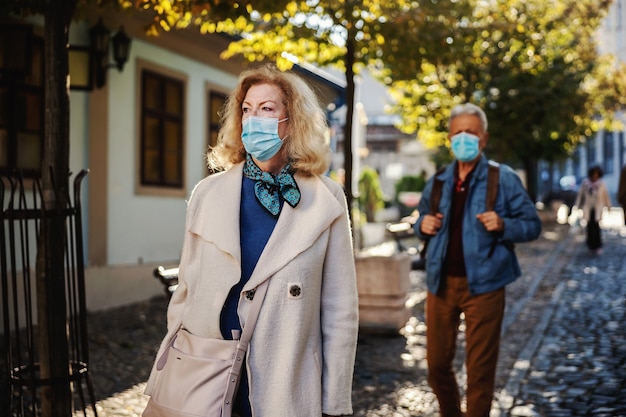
[350,220,576,416]
[76,218,625,417]
[500,225,626,417]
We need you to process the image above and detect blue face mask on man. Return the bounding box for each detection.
[241,116,289,161]
[451,132,481,162]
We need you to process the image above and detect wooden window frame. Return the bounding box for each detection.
[0,36,44,178]
[206,87,227,176]
[136,63,187,197]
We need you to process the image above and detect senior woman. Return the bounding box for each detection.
[143,64,359,417]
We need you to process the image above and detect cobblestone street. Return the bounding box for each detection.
[78,216,626,417]
[505,227,626,417]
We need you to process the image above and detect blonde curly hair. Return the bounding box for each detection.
[207,64,331,176]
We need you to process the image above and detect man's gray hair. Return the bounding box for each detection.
[448,103,488,132]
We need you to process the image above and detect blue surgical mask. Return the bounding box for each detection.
[451,132,481,162]
[241,116,288,161]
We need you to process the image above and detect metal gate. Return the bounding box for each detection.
[1,170,97,416]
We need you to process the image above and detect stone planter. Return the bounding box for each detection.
[359,222,388,248]
[355,253,412,333]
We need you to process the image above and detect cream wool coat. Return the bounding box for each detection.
[144,162,359,417]
[574,179,611,223]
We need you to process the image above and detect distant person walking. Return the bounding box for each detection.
[574,165,611,253]
[414,103,541,417]
[618,164,626,225]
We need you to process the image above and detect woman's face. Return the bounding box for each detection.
[242,83,289,140]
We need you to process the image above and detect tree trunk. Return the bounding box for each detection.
[37,1,76,416]
[343,36,356,228]
[522,158,539,203]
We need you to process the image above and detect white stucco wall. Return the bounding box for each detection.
[66,20,239,268]
[597,0,626,59]
[65,36,242,310]
[104,38,238,266]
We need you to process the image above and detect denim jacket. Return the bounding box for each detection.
[414,155,542,296]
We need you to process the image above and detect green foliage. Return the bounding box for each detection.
[431,145,453,171]
[394,172,426,200]
[215,1,418,226]
[393,171,427,218]
[7,0,623,211]
[211,0,624,201]
[377,0,623,197]
[120,0,291,36]
[1,0,292,36]
[358,166,384,223]
[219,0,413,70]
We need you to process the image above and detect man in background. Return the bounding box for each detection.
[414,103,542,417]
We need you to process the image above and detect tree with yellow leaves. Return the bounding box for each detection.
[380,0,626,199]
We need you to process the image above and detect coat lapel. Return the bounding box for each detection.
[188,164,346,290]
[188,164,244,263]
[245,174,345,289]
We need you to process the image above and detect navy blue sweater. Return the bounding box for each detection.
[220,176,279,417]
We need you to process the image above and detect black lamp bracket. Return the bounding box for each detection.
[90,18,131,89]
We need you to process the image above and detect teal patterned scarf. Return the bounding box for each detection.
[243,154,300,216]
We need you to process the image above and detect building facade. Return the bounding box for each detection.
[1,8,344,311]
[541,0,626,203]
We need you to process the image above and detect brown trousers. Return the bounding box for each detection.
[426,276,505,417]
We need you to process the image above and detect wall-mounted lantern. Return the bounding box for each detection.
[89,18,132,89]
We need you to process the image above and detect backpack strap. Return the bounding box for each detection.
[419,167,446,260]
[429,167,447,214]
[486,161,504,258]
[424,162,502,259]
[486,160,500,212]
[430,178,444,215]
[430,162,499,214]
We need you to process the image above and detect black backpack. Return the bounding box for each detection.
[429,160,500,215]
[417,161,501,265]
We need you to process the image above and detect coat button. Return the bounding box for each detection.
[289,284,301,298]
[245,289,255,300]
